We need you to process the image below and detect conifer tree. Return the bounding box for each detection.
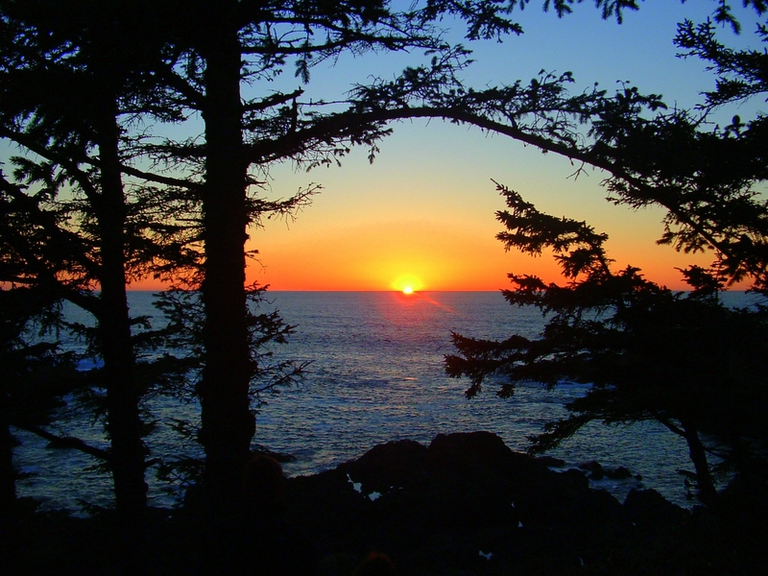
[446,2,768,504]
[0,0,194,522]
[147,0,536,507]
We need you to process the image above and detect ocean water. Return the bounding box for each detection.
[15,290,733,512]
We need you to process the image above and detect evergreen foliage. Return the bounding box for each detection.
[0,0,207,522]
[446,3,768,504]
[446,182,768,504]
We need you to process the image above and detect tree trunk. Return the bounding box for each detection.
[681,420,718,506]
[0,392,16,527]
[96,102,147,522]
[198,1,255,509]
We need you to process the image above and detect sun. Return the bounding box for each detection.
[392,275,423,293]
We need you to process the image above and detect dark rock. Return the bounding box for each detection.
[578,460,602,472]
[604,466,633,480]
[283,432,632,575]
[623,488,689,526]
[536,455,566,468]
[578,460,604,480]
[252,443,298,463]
[719,473,768,510]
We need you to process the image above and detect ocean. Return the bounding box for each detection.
[14,290,727,512]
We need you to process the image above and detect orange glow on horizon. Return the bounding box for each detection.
[129,256,726,293]
[392,275,423,293]
[128,261,751,293]
[126,218,739,293]
[127,277,170,291]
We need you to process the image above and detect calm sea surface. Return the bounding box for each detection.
[17,290,753,512]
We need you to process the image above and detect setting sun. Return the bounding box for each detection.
[392,275,423,293]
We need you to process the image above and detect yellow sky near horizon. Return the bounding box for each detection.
[242,123,716,292]
[134,120,726,293]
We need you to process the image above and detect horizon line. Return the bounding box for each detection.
[123,287,752,293]
[125,288,505,292]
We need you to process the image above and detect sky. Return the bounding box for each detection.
[163,1,765,291]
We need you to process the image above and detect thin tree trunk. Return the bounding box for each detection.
[198,1,255,509]
[96,102,147,522]
[681,420,718,506]
[0,393,16,527]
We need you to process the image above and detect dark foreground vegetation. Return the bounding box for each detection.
[4,432,768,576]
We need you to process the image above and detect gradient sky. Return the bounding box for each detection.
[175,2,765,291]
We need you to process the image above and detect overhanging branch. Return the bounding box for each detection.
[13,423,111,462]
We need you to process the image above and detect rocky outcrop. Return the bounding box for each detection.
[282,431,689,575]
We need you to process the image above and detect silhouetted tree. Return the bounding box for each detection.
[446,183,768,504]
[446,4,768,504]
[145,0,536,508]
[1,0,339,518]
[149,279,310,502]
[0,0,197,523]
